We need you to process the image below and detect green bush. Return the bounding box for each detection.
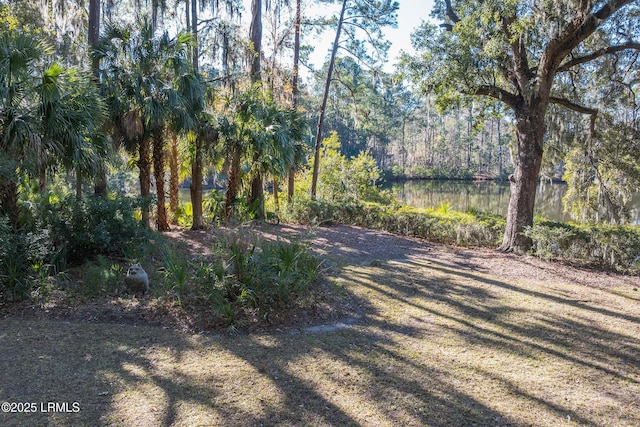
[282,197,505,247]
[0,216,48,302]
[525,221,640,272]
[38,194,150,265]
[158,236,321,326]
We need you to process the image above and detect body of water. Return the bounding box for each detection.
[389,180,640,224]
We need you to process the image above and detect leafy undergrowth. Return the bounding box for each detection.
[0,226,342,333]
[1,225,639,426]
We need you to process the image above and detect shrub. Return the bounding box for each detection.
[282,197,505,247]
[156,235,322,327]
[525,221,640,272]
[37,194,150,265]
[0,214,53,302]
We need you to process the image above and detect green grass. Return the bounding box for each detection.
[1,246,638,426]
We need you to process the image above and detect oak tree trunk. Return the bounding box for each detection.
[499,106,546,253]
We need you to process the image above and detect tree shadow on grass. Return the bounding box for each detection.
[1,226,639,426]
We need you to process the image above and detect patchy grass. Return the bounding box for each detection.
[1,227,639,426]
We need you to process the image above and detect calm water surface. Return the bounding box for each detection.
[389,180,640,224]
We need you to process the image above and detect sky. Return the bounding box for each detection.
[305,0,435,73]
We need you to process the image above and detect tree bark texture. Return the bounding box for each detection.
[499,105,546,253]
[0,180,19,228]
[248,152,265,219]
[287,0,301,203]
[190,136,205,229]
[153,130,170,231]
[311,0,347,198]
[249,0,262,82]
[169,133,179,224]
[225,147,242,221]
[138,137,152,228]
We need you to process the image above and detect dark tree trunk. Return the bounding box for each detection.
[287,0,301,203]
[249,0,262,82]
[153,129,170,231]
[499,105,546,253]
[138,138,152,228]
[39,167,47,195]
[0,180,19,228]
[89,0,108,197]
[76,169,83,200]
[272,177,279,209]
[225,147,242,221]
[190,136,204,229]
[248,152,265,219]
[310,0,347,198]
[169,133,179,224]
[191,0,199,73]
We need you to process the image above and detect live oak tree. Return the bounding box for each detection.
[405,0,640,252]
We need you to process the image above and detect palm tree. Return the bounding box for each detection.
[0,32,106,226]
[217,84,306,221]
[96,21,197,231]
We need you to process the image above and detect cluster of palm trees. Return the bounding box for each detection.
[0,21,307,231]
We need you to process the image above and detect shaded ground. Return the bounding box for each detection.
[1,224,639,426]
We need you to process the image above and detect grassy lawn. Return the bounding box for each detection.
[1,247,639,426]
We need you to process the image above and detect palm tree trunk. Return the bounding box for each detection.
[273,177,279,209]
[169,133,179,224]
[225,147,242,221]
[0,180,19,228]
[139,138,152,228]
[76,168,83,200]
[248,152,265,219]
[190,136,204,229]
[153,129,170,231]
[39,167,47,195]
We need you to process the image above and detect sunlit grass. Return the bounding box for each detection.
[1,254,638,426]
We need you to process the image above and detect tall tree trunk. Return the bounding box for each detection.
[153,129,170,231]
[89,0,108,197]
[499,106,546,253]
[139,138,152,228]
[249,0,262,82]
[76,168,83,200]
[287,0,302,203]
[247,0,264,218]
[273,177,279,209]
[310,0,347,198]
[169,133,179,224]
[225,147,242,221]
[191,0,199,73]
[190,136,204,229]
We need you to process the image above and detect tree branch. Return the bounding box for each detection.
[549,96,598,115]
[471,85,520,108]
[443,0,460,23]
[557,42,640,72]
